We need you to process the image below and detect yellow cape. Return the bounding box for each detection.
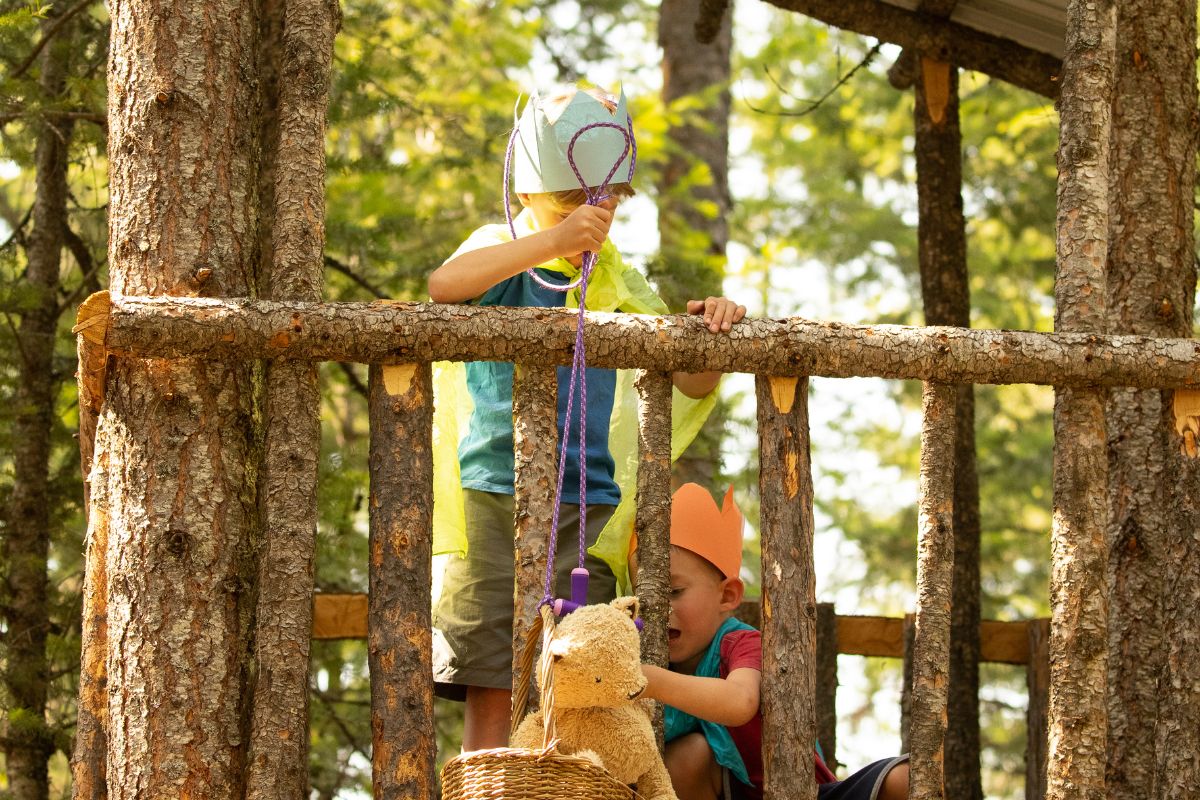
[432,211,715,593]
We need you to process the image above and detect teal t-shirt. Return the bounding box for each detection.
[457,267,620,505]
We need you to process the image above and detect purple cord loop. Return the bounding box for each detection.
[501,104,637,609]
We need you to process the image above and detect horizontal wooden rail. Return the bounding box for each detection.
[81,292,1200,388]
[312,593,1041,665]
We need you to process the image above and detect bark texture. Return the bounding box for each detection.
[815,602,838,772]
[914,58,981,800]
[511,364,558,721]
[100,0,263,795]
[5,14,74,798]
[245,0,338,795]
[367,363,436,800]
[762,0,1061,98]
[657,0,732,489]
[909,382,956,800]
[1026,619,1050,800]
[1048,2,1114,797]
[99,296,1200,389]
[756,375,817,800]
[634,370,673,746]
[1104,2,1199,798]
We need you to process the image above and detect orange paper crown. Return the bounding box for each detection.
[670,483,744,579]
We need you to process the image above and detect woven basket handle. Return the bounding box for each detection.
[510,604,559,747]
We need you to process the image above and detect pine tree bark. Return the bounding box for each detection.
[914,57,982,800]
[245,1,337,796]
[99,0,262,795]
[657,0,732,489]
[5,13,74,799]
[98,295,1200,389]
[1047,1,1114,798]
[1101,2,1200,797]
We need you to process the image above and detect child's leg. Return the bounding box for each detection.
[463,686,512,750]
[665,732,723,800]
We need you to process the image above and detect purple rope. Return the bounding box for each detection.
[501,104,637,606]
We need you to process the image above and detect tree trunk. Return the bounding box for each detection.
[1102,1,1200,797]
[4,13,74,799]
[1047,1,1115,798]
[97,295,1200,389]
[245,0,337,795]
[657,0,732,489]
[914,57,982,800]
[99,0,262,795]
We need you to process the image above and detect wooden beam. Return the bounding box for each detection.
[367,363,436,799]
[91,295,1200,390]
[761,0,1061,98]
[510,364,558,726]
[311,594,1043,665]
[909,382,956,800]
[757,374,818,800]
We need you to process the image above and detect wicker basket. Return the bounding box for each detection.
[441,747,635,800]
[439,606,637,800]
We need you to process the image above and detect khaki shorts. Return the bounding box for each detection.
[432,489,616,699]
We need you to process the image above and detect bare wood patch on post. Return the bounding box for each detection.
[511,363,558,725]
[1173,388,1200,457]
[634,370,673,747]
[756,374,817,800]
[368,362,435,799]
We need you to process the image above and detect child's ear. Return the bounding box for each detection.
[719,577,745,612]
[516,192,532,207]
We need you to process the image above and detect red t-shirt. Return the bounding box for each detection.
[718,629,837,799]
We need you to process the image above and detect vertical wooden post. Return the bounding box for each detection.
[635,370,673,746]
[368,363,435,800]
[1026,619,1050,800]
[815,602,839,772]
[511,364,558,723]
[1050,1,1114,798]
[909,381,956,800]
[756,374,817,800]
[900,613,917,754]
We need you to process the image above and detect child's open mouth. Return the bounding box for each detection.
[668,628,680,643]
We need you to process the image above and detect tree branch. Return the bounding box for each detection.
[761,0,1061,98]
[324,254,387,299]
[747,42,883,117]
[8,0,99,81]
[95,295,1200,390]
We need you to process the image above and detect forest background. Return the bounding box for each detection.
[0,0,1176,797]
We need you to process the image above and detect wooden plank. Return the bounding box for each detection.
[367,362,435,800]
[312,593,1040,664]
[757,374,817,800]
[634,370,673,746]
[910,382,957,800]
[511,364,558,725]
[1026,619,1050,800]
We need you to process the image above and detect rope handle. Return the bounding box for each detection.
[511,604,560,746]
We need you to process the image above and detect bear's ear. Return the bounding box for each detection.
[611,596,639,621]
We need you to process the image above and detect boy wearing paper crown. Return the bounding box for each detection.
[638,484,910,800]
[426,85,747,751]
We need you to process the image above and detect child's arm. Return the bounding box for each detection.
[671,297,748,398]
[641,663,761,728]
[428,204,616,303]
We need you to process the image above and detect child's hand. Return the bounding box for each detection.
[550,201,616,263]
[686,296,747,334]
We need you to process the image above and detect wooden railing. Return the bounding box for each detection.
[78,293,1200,799]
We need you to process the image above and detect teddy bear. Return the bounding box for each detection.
[510,596,678,800]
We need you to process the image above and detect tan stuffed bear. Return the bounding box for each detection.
[510,597,678,800]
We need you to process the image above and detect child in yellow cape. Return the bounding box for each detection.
[427,83,747,751]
